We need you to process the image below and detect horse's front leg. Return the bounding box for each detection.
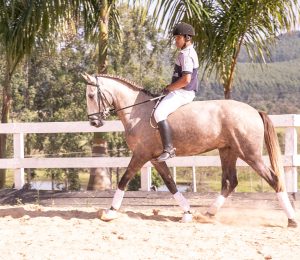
[151,160,192,222]
[206,148,238,217]
[100,154,147,221]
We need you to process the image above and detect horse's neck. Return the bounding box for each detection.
[110,80,152,129]
[111,82,138,109]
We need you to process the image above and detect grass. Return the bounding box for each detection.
[4,166,300,192]
[172,166,276,192]
[4,169,91,189]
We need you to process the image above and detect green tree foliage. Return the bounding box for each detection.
[0,0,76,187]
[9,32,97,190]
[108,4,172,92]
[128,169,163,191]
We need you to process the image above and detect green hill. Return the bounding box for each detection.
[197,31,300,114]
[238,31,300,63]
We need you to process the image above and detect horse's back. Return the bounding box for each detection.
[168,99,264,155]
[170,99,262,128]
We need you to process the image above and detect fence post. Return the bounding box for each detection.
[172,167,176,183]
[140,166,151,191]
[284,127,298,192]
[192,166,197,192]
[13,133,25,189]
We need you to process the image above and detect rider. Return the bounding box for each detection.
[154,22,199,161]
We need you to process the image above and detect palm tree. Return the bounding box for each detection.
[77,0,120,190]
[0,0,70,187]
[81,1,148,190]
[201,0,300,99]
[80,0,121,74]
[150,0,300,99]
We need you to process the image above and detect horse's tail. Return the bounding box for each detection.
[259,111,285,191]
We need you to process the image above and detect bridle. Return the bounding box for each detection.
[87,77,113,120]
[86,76,165,121]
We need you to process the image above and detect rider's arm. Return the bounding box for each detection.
[166,49,194,92]
[166,73,191,92]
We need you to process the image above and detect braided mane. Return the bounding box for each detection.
[97,74,158,97]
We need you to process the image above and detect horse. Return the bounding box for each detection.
[83,73,297,227]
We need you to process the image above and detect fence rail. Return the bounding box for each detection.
[0,114,299,192]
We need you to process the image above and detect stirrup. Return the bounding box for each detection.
[155,148,176,162]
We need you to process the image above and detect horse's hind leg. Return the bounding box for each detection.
[246,158,296,226]
[151,160,192,222]
[207,147,238,216]
[246,158,282,191]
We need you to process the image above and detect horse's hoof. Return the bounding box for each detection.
[204,212,215,219]
[288,218,298,228]
[100,209,118,222]
[180,212,193,223]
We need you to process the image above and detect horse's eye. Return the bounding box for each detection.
[88,93,94,99]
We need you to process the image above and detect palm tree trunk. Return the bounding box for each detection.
[223,36,244,100]
[89,136,111,190]
[0,63,12,188]
[88,0,111,190]
[98,0,109,74]
[224,88,232,99]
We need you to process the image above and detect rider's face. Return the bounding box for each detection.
[174,35,185,49]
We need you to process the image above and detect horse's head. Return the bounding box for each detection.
[82,73,113,127]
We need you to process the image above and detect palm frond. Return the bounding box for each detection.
[0,0,71,74]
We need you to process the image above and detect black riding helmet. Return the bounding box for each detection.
[172,22,195,37]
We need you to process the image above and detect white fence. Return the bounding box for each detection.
[0,114,299,191]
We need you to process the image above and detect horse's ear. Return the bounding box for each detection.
[81,72,96,84]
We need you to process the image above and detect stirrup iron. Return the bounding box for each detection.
[156,148,176,162]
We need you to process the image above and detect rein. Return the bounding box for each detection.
[111,95,165,114]
[87,77,165,120]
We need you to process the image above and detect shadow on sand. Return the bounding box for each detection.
[0,207,99,220]
[124,210,182,222]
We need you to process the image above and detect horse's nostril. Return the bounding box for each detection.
[91,121,97,126]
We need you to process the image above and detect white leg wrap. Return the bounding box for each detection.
[207,195,226,215]
[111,189,125,210]
[174,192,190,212]
[277,192,295,219]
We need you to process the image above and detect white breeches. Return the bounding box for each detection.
[154,89,195,123]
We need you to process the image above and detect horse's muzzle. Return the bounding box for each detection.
[89,115,104,127]
[90,119,104,127]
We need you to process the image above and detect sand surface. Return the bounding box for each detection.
[0,204,299,260]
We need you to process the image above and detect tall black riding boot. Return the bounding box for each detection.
[156,120,176,162]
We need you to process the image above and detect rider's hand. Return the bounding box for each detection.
[162,87,169,95]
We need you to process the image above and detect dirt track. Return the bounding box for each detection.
[0,190,299,259]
